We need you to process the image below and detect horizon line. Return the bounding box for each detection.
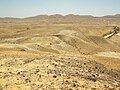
[0,13,120,19]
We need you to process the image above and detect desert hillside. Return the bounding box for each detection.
[0,14,120,90]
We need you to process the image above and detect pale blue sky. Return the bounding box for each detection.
[0,0,120,18]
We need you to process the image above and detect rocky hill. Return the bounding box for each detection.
[0,14,120,90]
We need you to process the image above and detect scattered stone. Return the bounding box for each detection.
[53,75,57,78]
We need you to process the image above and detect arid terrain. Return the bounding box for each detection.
[0,14,120,90]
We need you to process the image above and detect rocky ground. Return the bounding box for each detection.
[0,15,120,90]
[0,51,120,90]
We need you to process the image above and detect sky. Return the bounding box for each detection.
[0,0,120,18]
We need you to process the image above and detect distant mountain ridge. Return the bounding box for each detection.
[102,14,120,18]
[0,14,119,20]
[25,14,94,20]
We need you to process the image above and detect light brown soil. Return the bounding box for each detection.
[0,16,120,90]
